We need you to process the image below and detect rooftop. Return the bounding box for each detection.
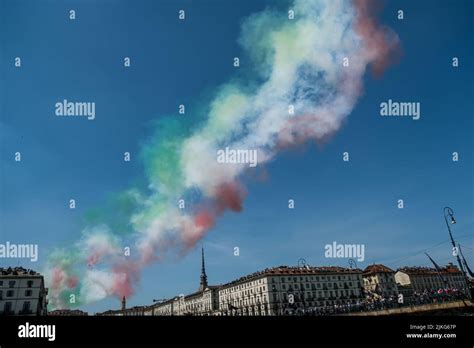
[397,264,462,275]
[363,264,395,275]
[0,266,41,276]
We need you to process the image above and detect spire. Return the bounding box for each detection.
[199,247,208,292]
[121,296,126,312]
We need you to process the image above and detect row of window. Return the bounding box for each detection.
[223,279,361,295]
[221,288,362,305]
[276,282,358,290]
[0,280,35,288]
[2,301,32,313]
[0,289,33,298]
[274,275,360,283]
[365,276,395,284]
[221,275,361,293]
[221,281,266,294]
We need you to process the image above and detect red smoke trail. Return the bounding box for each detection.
[214,182,247,214]
[182,182,247,249]
[51,266,79,295]
[66,276,78,289]
[195,210,215,230]
[112,261,141,299]
[353,0,401,77]
[52,267,65,290]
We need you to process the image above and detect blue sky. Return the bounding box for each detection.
[1,0,473,313]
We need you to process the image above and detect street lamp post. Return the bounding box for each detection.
[443,207,471,299]
[152,298,167,316]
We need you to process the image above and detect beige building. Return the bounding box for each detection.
[395,263,468,293]
[182,286,219,315]
[0,267,48,315]
[147,297,176,316]
[218,266,364,316]
[362,264,398,298]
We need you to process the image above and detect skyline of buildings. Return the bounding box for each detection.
[2,247,470,316]
[96,249,472,316]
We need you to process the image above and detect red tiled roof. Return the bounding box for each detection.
[397,264,461,275]
[363,264,395,274]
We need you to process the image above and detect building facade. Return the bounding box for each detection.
[0,267,48,316]
[395,263,468,294]
[147,297,176,316]
[182,286,219,315]
[362,264,399,298]
[218,266,364,316]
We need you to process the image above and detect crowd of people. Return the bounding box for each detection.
[289,287,467,315]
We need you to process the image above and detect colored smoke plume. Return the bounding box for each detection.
[44,0,400,309]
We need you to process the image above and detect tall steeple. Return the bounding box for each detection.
[121,296,126,312]
[199,247,208,292]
